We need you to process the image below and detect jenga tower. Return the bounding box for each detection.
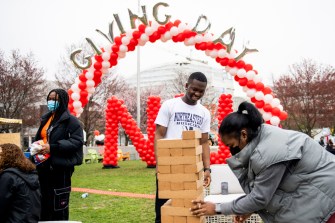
[157,130,205,223]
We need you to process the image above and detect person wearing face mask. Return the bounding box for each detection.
[34,88,84,221]
[190,101,335,223]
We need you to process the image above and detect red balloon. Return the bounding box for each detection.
[246,80,256,89]
[263,104,272,113]
[236,60,245,69]
[262,87,272,95]
[238,78,248,86]
[271,107,281,116]
[94,62,102,70]
[255,100,265,108]
[279,111,288,120]
[250,97,257,103]
[220,58,229,66]
[132,31,141,39]
[244,64,253,72]
[78,82,86,90]
[255,82,265,91]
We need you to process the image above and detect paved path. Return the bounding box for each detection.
[72,187,155,199]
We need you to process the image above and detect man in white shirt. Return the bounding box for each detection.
[154,72,212,223]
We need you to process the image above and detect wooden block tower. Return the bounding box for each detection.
[157,130,205,223]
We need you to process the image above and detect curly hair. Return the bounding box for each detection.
[0,143,36,173]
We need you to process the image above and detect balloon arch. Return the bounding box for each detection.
[67,3,288,168]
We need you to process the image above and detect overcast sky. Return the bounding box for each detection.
[1,0,335,85]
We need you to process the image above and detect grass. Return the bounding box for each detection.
[69,160,156,223]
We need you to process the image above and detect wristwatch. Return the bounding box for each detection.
[203,167,211,173]
[215,203,221,214]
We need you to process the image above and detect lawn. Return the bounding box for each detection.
[69,160,156,223]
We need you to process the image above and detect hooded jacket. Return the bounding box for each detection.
[34,110,84,168]
[226,124,335,223]
[0,168,41,223]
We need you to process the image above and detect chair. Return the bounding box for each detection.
[84,149,99,164]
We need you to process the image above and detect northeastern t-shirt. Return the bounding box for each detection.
[155,97,211,139]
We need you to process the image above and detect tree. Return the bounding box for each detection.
[0,50,46,133]
[55,43,129,144]
[273,59,335,136]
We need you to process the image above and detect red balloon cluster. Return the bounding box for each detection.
[104,95,161,168]
[145,96,161,167]
[210,94,233,164]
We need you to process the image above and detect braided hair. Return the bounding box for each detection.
[219,101,264,143]
[46,88,69,126]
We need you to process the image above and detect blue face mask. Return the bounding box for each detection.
[47,100,59,111]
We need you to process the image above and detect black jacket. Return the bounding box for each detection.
[0,168,41,223]
[35,110,84,168]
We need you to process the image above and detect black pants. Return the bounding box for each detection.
[37,163,74,221]
[155,176,168,223]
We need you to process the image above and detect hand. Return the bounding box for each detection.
[190,200,216,216]
[39,144,50,155]
[203,170,211,187]
[233,213,252,223]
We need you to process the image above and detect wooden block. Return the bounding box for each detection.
[174,216,187,223]
[158,181,170,191]
[183,145,202,156]
[182,139,200,148]
[183,199,193,208]
[161,215,173,223]
[184,180,203,190]
[182,130,202,140]
[157,139,183,149]
[161,201,194,216]
[187,216,205,223]
[158,173,201,182]
[157,149,171,157]
[171,198,184,207]
[158,156,201,165]
[184,162,203,173]
[170,148,183,156]
[157,165,171,174]
[171,165,184,174]
[171,182,184,191]
[159,188,203,199]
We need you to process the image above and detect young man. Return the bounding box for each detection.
[154,72,212,223]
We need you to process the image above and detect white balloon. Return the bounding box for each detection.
[71,92,80,101]
[151,22,159,30]
[161,36,168,43]
[102,52,110,61]
[73,101,82,109]
[85,71,94,80]
[209,50,218,58]
[103,45,112,53]
[246,71,256,80]
[101,68,109,74]
[118,52,126,58]
[145,27,154,36]
[140,33,149,42]
[102,61,110,69]
[205,50,211,56]
[162,32,170,40]
[258,108,265,114]
[225,66,231,72]
[71,84,80,92]
[263,112,272,121]
[230,50,237,58]
[278,104,284,111]
[74,77,80,84]
[194,35,203,43]
[87,87,95,94]
[264,94,274,104]
[126,29,134,38]
[86,80,95,88]
[187,37,195,45]
[218,49,227,58]
[246,89,256,97]
[121,36,130,45]
[74,107,83,115]
[178,23,187,32]
[270,116,280,126]
[253,75,262,83]
[237,69,246,78]
[271,98,281,107]
[204,33,213,42]
[170,27,179,36]
[138,40,146,46]
[119,45,128,53]
[255,91,264,101]
[242,86,248,92]
[229,68,238,76]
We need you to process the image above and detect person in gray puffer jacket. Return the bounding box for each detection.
[190,102,335,223]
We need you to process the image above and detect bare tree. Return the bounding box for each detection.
[273,59,335,136]
[55,43,129,144]
[0,50,46,132]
